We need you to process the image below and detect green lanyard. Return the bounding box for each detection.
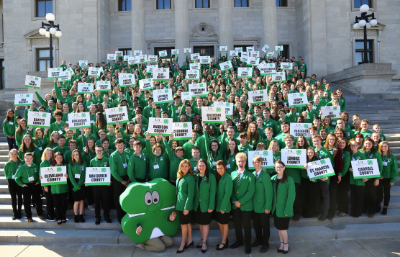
[117,152,128,165]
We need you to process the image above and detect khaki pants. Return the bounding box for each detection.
[141,236,173,252]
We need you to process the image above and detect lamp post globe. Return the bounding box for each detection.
[370,19,378,26]
[358,20,366,27]
[366,22,371,29]
[45,31,50,38]
[39,27,46,35]
[55,31,62,38]
[353,23,360,30]
[360,4,369,13]
[46,13,55,22]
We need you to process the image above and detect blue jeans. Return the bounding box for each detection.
[6,137,17,150]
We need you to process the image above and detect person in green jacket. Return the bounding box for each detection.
[127,141,148,182]
[229,152,255,255]
[18,134,42,167]
[40,147,56,220]
[15,118,34,148]
[175,159,195,254]
[251,156,273,253]
[5,149,22,219]
[145,133,169,180]
[3,109,17,150]
[51,152,69,224]
[337,138,351,217]
[109,138,130,223]
[193,159,216,253]
[377,141,399,215]
[272,160,296,254]
[15,152,45,222]
[163,134,184,184]
[214,160,233,251]
[68,149,86,223]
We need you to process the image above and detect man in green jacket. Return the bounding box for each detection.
[127,141,148,182]
[229,153,255,255]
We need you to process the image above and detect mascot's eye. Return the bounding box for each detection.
[144,192,152,205]
[152,191,160,204]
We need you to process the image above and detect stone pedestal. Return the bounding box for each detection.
[131,0,146,53]
[175,0,189,66]
[218,0,233,54]
[324,63,397,95]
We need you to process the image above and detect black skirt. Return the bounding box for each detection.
[215,211,230,225]
[273,211,290,230]
[72,178,86,201]
[179,210,193,225]
[195,207,212,225]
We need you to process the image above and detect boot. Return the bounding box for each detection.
[74,215,79,223]
[79,215,85,223]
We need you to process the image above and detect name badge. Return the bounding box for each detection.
[65,121,69,124]
[193,167,197,171]
[9,122,13,125]
[226,164,231,169]
[154,164,159,169]
[296,113,299,116]
[312,106,317,110]
[58,130,63,135]
[12,175,15,180]
[175,110,179,113]
[123,163,128,168]
[332,121,336,126]
[212,161,217,166]
[75,174,81,179]
[91,120,95,123]
[38,147,43,151]
[382,161,388,166]
[82,147,86,151]
[28,176,34,182]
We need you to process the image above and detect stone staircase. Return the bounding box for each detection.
[0,84,400,246]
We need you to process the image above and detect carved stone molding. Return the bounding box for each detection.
[24,29,59,51]
[190,22,218,38]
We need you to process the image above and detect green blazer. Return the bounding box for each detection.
[216,172,233,213]
[252,170,273,214]
[193,173,217,212]
[231,169,255,211]
[176,173,195,211]
[271,175,296,218]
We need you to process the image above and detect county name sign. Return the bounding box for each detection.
[189,83,207,97]
[248,90,268,105]
[77,83,94,94]
[172,122,192,140]
[68,112,91,129]
[220,61,233,71]
[238,67,253,78]
[307,158,335,180]
[248,150,274,169]
[96,81,111,91]
[214,102,233,117]
[153,68,169,81]
[14,94,33,106]
[105,106,129,125]
[25,75,41,88]
[281,149,307,168]
[27,112,51,128]
[351,159,381,179]
[202,106,226,124]
[321,106,341,121]
[148,118,173,136]
[288,93,308,107]
[40,166,68,186]
[290,123,312,139]
[85,167,111,186]
[48,68,63,79]
[119,73,136,87]
[153,89,173,104]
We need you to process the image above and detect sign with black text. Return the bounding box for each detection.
[173,122,192,140]
[25,75,41,88]
[248,150,274,169]
[281,149,307,168]
[78,83,94,94]
[105,106,129,125]
[153,89,173,104]
[27,112,51,128]
[40,166,68,186]
[85,167,111,186]
[288,93,308,107]
[153,68,169,81]
[238,67,253,78]
[307,158,335,180]
[321,106,341,120]
[68,112,91,129]
[290,123,312,139]
[351,159,381,179]
[189,83,207,97]
[14,94,33,106]
[248,90,268,105]
[148,118,173,136]
[202,106,226,124]
[119,73,136,87]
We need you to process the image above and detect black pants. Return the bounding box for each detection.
[337,172,350,214]
[252,212,270,246]
[86,186,94,205]
[6,137,17,151]
[44,186,55,217]
[93,185,112,218]
[315,182,330,217]
[232,209,252,246]
[67,179,74,205]
[328,181,338,217]
[22,183,43,218]
[53,193,67,220]
[376,178,391,207]
[364,179,376,215]
[293,183,301,217]
[8,179,22,214]
[300,178,316,217]
[350,185,364,217]
[112,176,128,222]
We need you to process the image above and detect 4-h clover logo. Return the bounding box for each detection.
[57,167,62,172]
[199,84,203,87]
[304,124,308,128]
[320,159,326,165]
[226,103,230,107]
[42,113,47,118]
[119,107,123,112]
[129,75,132,78]
[35,77,38,81]
[260,91,264,94]
[183,123,188,128]
[26,94,30,97]
[101,168,107,173]
[296,150,302,155]
[247,68,250,71]
[163,119,169,124]
[216,107,221,112]
[299,93,304,97]
[367,160,373,165]
[165,90,168,93]
[263,151,268,156]
[81,113,86,117]
[163,69,166,72]
[333,107,338,111]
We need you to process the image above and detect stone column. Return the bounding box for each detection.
[262,0,278,50]
[218,0,233,54]
[175,0,189,66]
[131,0,146,53]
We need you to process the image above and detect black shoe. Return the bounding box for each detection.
[57,220,62,225]
[216,242,227,251]
[17,212,21,219]
[376,205,381,213]
[381,207,388,215]
[250,240,261,247]
[74,215,79,223]
[259,244,269,253]
[318,215,327,221]
[282,243,289,254]
[230,241,244,249]
[95,218,101,225]
[185,241,194,249]
[245,245,251,254]
[277,242,284,253]
[104,216,112,223]
[12,213,17,220]
[327,215,334,221]
[47,215,55,221]
[176,246,185,254]
[197,239,203,249]
[62,219,66,223]
[201,241,207,254]
[79,215,85,223]
[293,215,300,221]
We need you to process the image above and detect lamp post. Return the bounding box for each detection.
[38,13,62,68]
[353,4,378,64]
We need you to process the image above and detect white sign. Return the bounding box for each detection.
[158,50,168,57]
[235,47,243,52]
[247,57,260,66]
[27,112,51,128]
[153,68,169,81]
[123,55,131,61]
[181,92,192,102]
[307,158,336,180]
[281,62,293,70]
[281,149,307,168]
[119,73,136,87]
[267,52,275,57]
[186,70,200,81]
[321,106,341,121]
[115,51,123,57]
[79,60,88,67]
[107,54,116,61]
[262,45,270,53]
[173,122,192,140]
[58,71,72,82]
[202,106,226,124]
[78,83,94,94]
[146,65,158,73]
[258,63,276,75]
[200,56,211,65]
[248,90,269,105]
[68,112,91,129]
[105,106,129,125]
[190,63,201,70]
[246,46,254,52]
[184,48,192,54]
[272,72,286,82]
[214,102,233,117]
[248,150,275,169]
[14,94,33,106]
[229,50,238,57]
[189,83,207,97]
[219,46,228,52]
[139,78,154,91]
[134,50,142,56]
[171,49,179,55]
[25,75,41,88]
[288,93,308,107]
[250,51,260,57]
[220,61,233,71]
[40,166,68,186]
[88,67,102,77]
[148,118,173,136]
[96,81,111,91]
[153,89,173,104]
[147,55,158,63]
[238,67,253,78]
[127,57,135,66]
[275,46,284,52]
[48,68,63,79]
[133,55,147,64]
[85,167,111,186]
[290,123,312,139]
[191,53,200,60]
[351,159,381,179]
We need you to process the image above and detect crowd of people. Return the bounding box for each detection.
[2,51,399,254]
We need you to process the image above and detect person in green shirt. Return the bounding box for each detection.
[145,133,169,180]
[40,147,56,221]
[162,134,184,184]
[51,152,69,224]
[18,134,42,167]
[15,118,34,148]
[68,149,87,223]
[109,138,130,223]
[337,139,351,217]
[127,141,148,183]
[5,149,22,220]
[3,109,17,150]
[53,135,69,156]
[15,152,45,222]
